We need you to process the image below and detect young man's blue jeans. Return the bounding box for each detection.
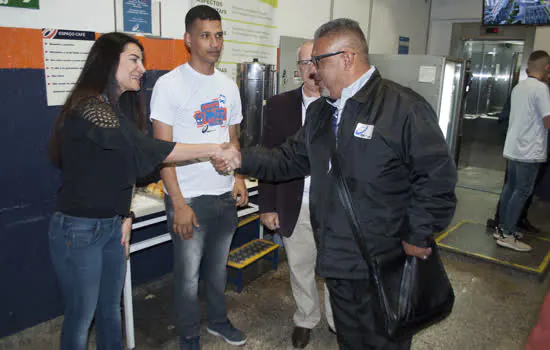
[48,212,126,350]
[165,192,237,339]
[498,160,541,235]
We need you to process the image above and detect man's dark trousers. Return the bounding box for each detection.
[326,278,412,350]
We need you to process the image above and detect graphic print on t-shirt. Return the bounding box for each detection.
[193,94,227,134]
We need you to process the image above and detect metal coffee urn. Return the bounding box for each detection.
[237,58,277,148]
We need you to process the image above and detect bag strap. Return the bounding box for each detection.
[332,155,374,269]
[331,79,386,267]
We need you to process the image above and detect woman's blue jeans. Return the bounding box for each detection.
[48,212,126,350]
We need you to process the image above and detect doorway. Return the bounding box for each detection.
[463,40,524,118]
[457,40,524,194]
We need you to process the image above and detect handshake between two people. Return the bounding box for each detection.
[208,144,434,261]
[211,143,241,174]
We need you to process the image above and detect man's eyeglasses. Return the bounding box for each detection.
[310,51,351,67]
[297,59,313,66]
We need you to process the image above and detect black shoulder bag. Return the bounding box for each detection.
[331,81,454,341]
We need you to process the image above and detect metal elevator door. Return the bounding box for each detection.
[462,40,524,117]
[456,40,524,193]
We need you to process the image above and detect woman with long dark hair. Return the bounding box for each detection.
[47,32,238,350]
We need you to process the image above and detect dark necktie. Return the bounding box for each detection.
[332,107,339,137]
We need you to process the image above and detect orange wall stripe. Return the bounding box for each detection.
[1,27,190,71]
[0,27,44,69]
[139,36,189,71]
[140,37,174,71]
[173,40,191,67]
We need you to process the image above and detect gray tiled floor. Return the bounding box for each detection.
[457,166,505,195]
[1,187,549,350]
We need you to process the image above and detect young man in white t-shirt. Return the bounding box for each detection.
[150,5,247,349]
[495,50,550,252]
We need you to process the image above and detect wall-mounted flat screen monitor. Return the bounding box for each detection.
[483,0,550,25]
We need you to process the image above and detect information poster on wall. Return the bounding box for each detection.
[418,65,437,84]
[398,36,409,55]
[190,0,278,81]
[42,29,95,106]
[123,0,152,34]
[0,0,39,9]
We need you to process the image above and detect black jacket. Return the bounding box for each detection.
[258,87,304,237]
[241,70,457,279]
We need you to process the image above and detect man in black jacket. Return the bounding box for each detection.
[259,40,334,348]
[216,18,457,350]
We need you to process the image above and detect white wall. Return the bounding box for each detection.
[369,0,431,55]
[428,0,481,56]
[428,0,550,56]
[278,0,431,55]
[332,0,371,39]
[428,20,453,56]
[0,0,115,33]
[430,0,481,21]
[0,0,431,55]
[0,0,332,40]
[163,0,332,40]
[276,0,331,39]
[157,0,187,39]
[534,28,550,51]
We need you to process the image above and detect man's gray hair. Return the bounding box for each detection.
[314,18,369,57]
[296,40,314,62]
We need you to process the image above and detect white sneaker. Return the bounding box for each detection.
[493,226,504,239]
[496,236,532,252]
[493,226,524,240]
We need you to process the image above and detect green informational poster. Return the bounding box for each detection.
[0,0,39,9]
[258,0,277,7]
